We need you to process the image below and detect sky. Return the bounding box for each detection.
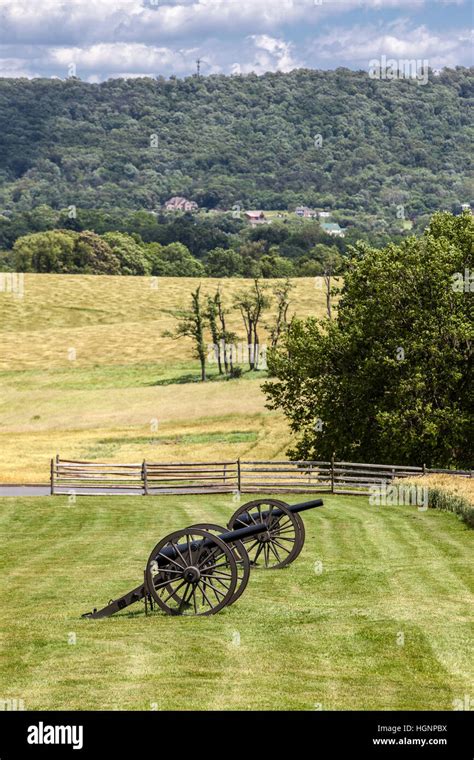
[0,0,472,80]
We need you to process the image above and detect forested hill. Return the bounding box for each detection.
[0,68,472,218]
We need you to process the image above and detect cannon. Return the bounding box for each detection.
[82,497,323,618]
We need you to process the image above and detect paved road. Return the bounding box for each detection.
[0,485,141,496]
[0,485,51,496]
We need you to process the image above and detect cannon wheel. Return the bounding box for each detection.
[238,499,306,562]
[146,528,238,616]
[187,523,250,605]
[228,499,305,569]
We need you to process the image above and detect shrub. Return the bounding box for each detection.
[12,229,122,275]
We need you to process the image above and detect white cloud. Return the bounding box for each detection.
[0,0,470,78]
[50,43,191,75]
[0,0,435,45]
[0,0,293,45]
[243,35,300,73]
[0,56,36,77]
[310,22,473,68]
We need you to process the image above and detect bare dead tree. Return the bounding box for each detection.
[324,268,332,320]
[234,279,271,370]
[214,286,237,375]
[205,293,223,375]
[268,278,293,348]
[320,248,343,320]
[163,285,207,381]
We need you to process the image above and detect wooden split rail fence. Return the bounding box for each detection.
[51,456,472,496]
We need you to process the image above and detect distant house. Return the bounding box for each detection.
[461,203,473,215]
[164,196,199,212]
[321,222,345,238]
[245,211,267,226]
[317,210,332,218]
[295,206,317,218]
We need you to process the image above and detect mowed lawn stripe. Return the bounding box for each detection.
[0,494,471,710]
[201,498,472,710]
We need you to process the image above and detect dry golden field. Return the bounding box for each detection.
[404,475,474,505]
[0,274,331,482]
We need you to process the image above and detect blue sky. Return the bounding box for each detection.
[0,0,472,80]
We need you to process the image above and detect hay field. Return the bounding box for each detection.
[411,475,474,505]
[0,275,330,482]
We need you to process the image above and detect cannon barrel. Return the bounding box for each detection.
[213,523,268,545]
[154,522,267,564]
[287,498,324,515]
[232,498,324,527]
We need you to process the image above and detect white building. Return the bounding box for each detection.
[164,197,199,212]
[321,222,346,238]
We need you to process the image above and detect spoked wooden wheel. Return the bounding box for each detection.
[187,523,251,605]
[146,528,238,616]
[228,499,305,569]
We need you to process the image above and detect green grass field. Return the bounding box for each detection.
[0,493,472,711]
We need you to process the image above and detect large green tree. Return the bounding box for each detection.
[204,247,244,277]
[69,231,121,275]
[145,242,206,277]
[264,212,473,467]
[13,230,76,272]
[12,228,121,274]
[102,231,151,275]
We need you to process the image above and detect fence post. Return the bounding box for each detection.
[331,454,335,494]
[142,460,148,496]
[50,457,55,495]
[54,453,59,494]
[422,463,426,476]
[223,463,227,485]
[237,458,241,493]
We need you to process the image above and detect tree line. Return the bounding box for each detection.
[2,220,348,280]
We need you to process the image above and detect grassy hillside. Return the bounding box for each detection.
[0,274,330,482]
[0,493,471,710]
